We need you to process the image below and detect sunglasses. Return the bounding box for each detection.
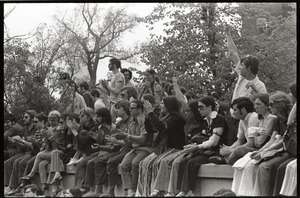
[198,105,207,110]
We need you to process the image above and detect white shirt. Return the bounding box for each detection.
[232,61,267,102]
[237,112,260,141]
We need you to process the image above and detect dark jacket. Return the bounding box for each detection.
[148,112,186,150]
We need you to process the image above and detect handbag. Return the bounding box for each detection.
[283,118,297,157]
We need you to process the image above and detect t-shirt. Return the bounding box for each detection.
[273,117,288,136]
[125,80,136,88]
[109,72,125,103]
[232,61,267,102]
[128,115,153,152]
[254,113,277,147]
[237,112,260,141]
[200,111,229,148]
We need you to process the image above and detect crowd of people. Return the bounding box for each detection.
[4,26,297,197]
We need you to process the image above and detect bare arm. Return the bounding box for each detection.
[224,25,241,72]
[107,80,124,95]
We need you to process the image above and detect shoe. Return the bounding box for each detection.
[165,193,176,197]
[50,175,62,184]
[150,190,160,197]
[4,187,11,195]
[41,183,48,191]
[80,187,91,194]
[7,189,17,196]
[67,158,78,166]
[176,192,185,197]
[127,188,136,197]
[185,190,193,197]
[209,156,226,164]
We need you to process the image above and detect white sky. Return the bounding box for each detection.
[4,3,164,82]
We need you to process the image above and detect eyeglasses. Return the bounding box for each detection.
[33,120,39,124]
[129,107,138,110]
[198,105,207,110]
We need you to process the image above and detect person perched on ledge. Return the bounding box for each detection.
[209,97,259,165]
[231,93,276,195]
[4,110,38,196]
[175,96,228,197]
[115,99,154,197]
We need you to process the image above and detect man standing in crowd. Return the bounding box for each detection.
[79,81,95,109]
[100,58,125,109]
[121,68,136,88]
[224,25,267,145]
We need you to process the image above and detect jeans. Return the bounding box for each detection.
[120,148,150,190]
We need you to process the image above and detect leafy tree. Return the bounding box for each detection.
[55,3,140,86]
[140,3,296,102]
[235,3,296,93]
[140,3,241,102]
[4,38,56,121]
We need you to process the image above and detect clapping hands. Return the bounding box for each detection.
[105,135,119,144]
[114,130,127,140]
[66,120,79,132]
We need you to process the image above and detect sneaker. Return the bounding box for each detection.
[4,187,11,195]
[7,189,17,196]
[176,191,186,197]
[185,190,193,197]
[165,192,176,197]
[150,189,161,197]
[127,188,136,197]
[67,158,78,166]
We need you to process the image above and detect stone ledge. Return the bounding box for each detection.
[197,163,234,179]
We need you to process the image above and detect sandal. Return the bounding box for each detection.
[50,175,62,185]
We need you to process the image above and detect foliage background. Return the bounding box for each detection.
[4,3,296,122]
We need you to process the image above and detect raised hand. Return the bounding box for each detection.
[245,82,258,92]
[143,100,154,115]
[172,77,179,84]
